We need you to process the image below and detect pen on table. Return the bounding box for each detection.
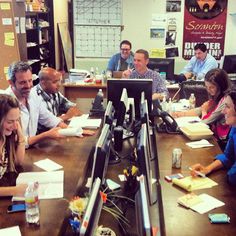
[188,167,206,178]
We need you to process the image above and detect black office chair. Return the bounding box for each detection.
[179,80,208,107]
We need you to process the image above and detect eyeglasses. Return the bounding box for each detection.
[120,48,130,51]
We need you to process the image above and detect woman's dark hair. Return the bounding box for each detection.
[204,68,231,103]
[226,89,236,110]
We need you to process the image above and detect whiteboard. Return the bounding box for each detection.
[75,25,121,58]
[73,0,122,58]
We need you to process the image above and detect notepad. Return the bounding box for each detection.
[12,171,64,201]
[178,193,225,214]
[172,176,218,192]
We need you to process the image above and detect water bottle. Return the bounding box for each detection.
[98,89,104,100]
[161,95,167,111]
[90,67,95,81]
[189,93,196,109]
[95,67,99,76]
[167,98,172,113]
[25,182,40,225]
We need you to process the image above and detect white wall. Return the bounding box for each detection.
[74,0,236,72]
[53,0,69,69]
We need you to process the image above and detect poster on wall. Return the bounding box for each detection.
[183,0,228,60]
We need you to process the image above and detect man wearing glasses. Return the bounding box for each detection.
[107,40,134,76]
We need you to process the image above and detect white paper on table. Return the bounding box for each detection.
[175,116,202,128]
[118,174,127,182]
[191,193,225,214]
[58,127,83,137]
[12,171,64,201]
[186,139,214,149]
[0,226,21,236]
[34,158,63,172]
[69,114,101,129]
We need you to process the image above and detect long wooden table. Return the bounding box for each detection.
[1,99,236,235]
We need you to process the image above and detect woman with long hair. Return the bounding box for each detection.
[190,89,236,185]
[0,94,26,196]
[173,68,231,143]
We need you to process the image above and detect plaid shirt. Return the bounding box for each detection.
[129,69,169,97]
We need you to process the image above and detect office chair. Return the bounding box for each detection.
[179,80,208,107]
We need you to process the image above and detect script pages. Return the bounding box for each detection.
[12,171,64,201]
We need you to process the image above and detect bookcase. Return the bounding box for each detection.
[25,0,55,74]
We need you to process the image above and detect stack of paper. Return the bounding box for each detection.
[34,158,63,172]
[0,226,21,236]
[178,193,225,214]
[175,116,202,128]
[172,176,218,192]
[177,193,203,208]
[69,114,101,129]
[12,171,64,201]
[58,127,83,137]
[186,139,214,149]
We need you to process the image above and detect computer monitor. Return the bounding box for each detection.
[148,58,175,81]
[90,124,112,192]
[222,55,236,74]
[140,99,156,154]
[137,123,157,205]
[116,88,129,127]
[103,101,115,127]
[80,178,103,236]
[107,78,152,120]
[135,175,153,236]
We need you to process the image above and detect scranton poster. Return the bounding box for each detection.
[183,0,228,60]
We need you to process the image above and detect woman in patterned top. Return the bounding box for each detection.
[0,94,27,196]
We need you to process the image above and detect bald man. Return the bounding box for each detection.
[32,68,82,132]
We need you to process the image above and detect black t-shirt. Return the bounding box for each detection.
[120,57,129,71]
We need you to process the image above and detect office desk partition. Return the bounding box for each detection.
[62,82,179,101]
[63,82,107,101]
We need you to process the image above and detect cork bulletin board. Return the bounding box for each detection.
[0,0,20,89]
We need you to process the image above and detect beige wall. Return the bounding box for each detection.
[74,0,236,73]
[53,0,69,69]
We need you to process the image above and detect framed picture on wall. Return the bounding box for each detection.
[166,0,181,12]
[150,28,165,39]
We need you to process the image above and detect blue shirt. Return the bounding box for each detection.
[216,127,236,185]
[129,69,169,97]
[181,54,218,80]
[107,53,134,72]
